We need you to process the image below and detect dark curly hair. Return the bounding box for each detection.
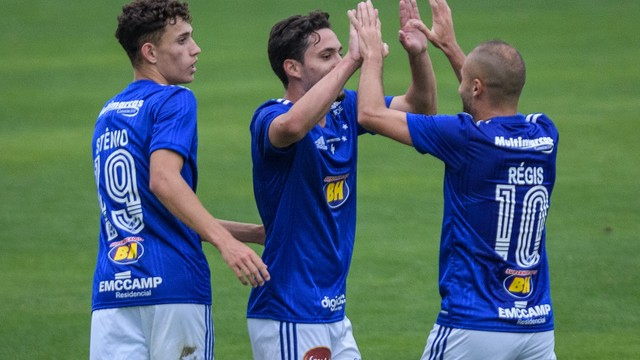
[115,0,192,65]
[268,11,332,88]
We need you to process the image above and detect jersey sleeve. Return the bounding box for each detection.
[406,112,473,170]
[149,88,198,159]
[349,89,395,136]
[250,103,294,160]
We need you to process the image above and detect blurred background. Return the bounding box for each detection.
[1,0,638,358]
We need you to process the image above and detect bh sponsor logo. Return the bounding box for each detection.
[304,346,331,360]
[324,174,350,209]
[503,269,536,298]
[322,294,346,312]
[108,236,144,265]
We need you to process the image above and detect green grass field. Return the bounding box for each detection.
[1,0,639,358]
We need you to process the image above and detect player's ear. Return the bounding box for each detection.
[140,43,157,64]
[283,59,302,80]
[472,78,483,97]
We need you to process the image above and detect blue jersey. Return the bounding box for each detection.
[91,80,210,311]
[407,112,558,333]
[248,90,391,323]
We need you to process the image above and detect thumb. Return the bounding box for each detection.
[408,18,432,38]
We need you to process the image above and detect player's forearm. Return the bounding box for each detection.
[218,220,265,245]
[441,42,465,83]
[290,56,359,121]
[358,55,388,130]
[403,50,437,114]
[358,53,414,146]
[151,170,234,248]
[269,56,360,147]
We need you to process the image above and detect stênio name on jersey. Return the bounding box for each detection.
[495,136,554,153]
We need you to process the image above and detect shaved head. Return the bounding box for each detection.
[466,40,526,104]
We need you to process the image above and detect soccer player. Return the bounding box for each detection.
[246,1,437,359]
[350,0,558,359]
[90,1,269,359]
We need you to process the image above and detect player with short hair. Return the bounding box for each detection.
[90,1,269,359]
[350,0,558,358]
[247,1,437,359]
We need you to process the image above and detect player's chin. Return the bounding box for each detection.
[335,90,346,102]
[180,73,196,84]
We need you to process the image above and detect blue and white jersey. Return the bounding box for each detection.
[407,112,558,333]
[248,90,392,323]
[91,79,210,311]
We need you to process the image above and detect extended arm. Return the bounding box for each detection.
[351,0,414,146]
[388,0,437,114]
[149,149,270,287]
[267,20,362,148]
[419,0,465,82]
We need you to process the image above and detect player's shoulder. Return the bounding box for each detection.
[525,113,558,135]
[160,83,195,99]
[253,98,292,118]
[525,112,553,124]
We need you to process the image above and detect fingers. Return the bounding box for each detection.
[430,0,452,19]
[220,240,271,288]
[408,0,421,20]
[234,253,270,287]
[347,9,359,29]
[400,0,421,25]
[350,0,387,59]
[356,0,375,27]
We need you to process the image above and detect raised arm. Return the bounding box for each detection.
[418,0,466,82]
[267,20,362,148]
[350,0,414,146]
[388,0,437,114]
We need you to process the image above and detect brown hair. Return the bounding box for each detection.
[115,0,192,65]
[268,11,332,88]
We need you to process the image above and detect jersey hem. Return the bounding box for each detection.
[247,313,345,324]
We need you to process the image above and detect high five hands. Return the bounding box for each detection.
[348,0,389,61]
[348,0,460,68]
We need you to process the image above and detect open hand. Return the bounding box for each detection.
[398,0,428,56]
[348,1,389,60]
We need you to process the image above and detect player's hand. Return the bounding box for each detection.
[349,1,389,60]
[398,0,428,56]
[345,9,363,65]
[219,239,270,287]
[419,0,457,52]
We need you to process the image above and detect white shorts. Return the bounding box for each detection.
[247,317,361,360]
[90,304,214,360]
[421,324,556,360]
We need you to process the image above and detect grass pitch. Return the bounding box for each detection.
[1,0,639,358]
